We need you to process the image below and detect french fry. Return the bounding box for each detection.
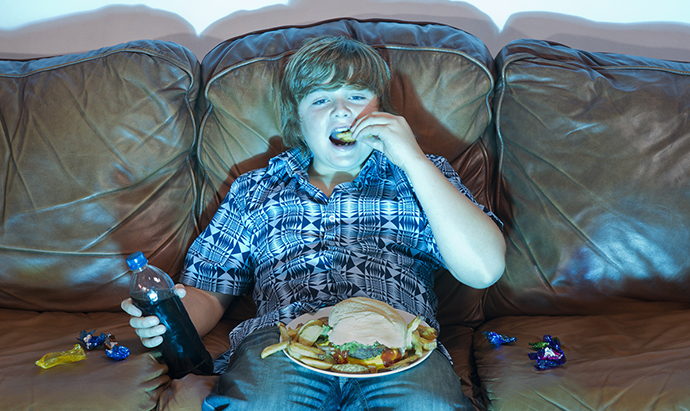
[417,324,437,341]
[407,315,423,333]
[298,355,336,370]
[297,320,324,347]
[288,325,301,339]
[383,353,421,371]
[279,322,292,342]
[331,363,370,374]
[417,334,437,351]
[287,341,327,360]
[411,331,424,356]
[260,341,289,359]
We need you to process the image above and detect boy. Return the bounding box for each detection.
[122,36,505,410]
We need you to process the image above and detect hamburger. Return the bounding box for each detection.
[326,297,412,371]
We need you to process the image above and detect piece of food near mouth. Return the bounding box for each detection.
[331,129,356,146]
[260,297,438,375]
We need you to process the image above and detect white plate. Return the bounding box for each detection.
[282,306,433,378]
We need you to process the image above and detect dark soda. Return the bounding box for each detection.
[131,289,214,379]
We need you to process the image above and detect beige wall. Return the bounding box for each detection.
[1,0,690,61]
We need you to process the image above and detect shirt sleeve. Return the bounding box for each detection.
[180,176,255,296]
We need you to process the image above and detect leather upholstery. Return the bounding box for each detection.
[489,39,690,317]
[474,39,690,410]
[0,41,200,312]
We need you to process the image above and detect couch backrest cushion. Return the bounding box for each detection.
[488,40,690,317]
[196,18,497,326]
[0,41,200,312]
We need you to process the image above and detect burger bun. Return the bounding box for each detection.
[328,297,409,349]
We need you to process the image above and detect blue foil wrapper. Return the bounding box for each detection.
[78,329,108,350]
[483,331,517,347]
[528,335,566,370]
[106,344,130,361]
[77,330,130,361]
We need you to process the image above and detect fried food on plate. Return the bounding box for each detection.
[260,297,438,376]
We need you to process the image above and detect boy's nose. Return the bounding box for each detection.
[333,99,352,117]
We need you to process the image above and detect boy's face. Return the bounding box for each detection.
[298,85,378,178]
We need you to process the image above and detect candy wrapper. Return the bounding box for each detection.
[78,329,130,361]
[35,344,87,369]
[483,331,517,347]
[104,334,130,361]
[78,329,109,350]
[528,335,566,370]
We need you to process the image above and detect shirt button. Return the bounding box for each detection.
[328,215,336,223]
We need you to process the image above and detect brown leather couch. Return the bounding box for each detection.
[1,18,688,411]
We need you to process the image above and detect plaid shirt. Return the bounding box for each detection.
[181,148,500,372]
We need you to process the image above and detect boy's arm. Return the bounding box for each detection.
[399,156,506,288]
[354,112,506,288]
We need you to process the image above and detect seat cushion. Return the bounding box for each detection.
[0,308,233,411]
[474,307,690,410]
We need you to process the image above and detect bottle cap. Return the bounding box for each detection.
[126,252,148,270]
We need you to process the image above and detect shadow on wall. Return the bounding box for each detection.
[1,0,690,61]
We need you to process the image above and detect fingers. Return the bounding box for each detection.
[122,297,166,348]
[174,283,186,298]
[121,297,142,317]
[352,112,424,168]
[140,334,164,348]
[352,112,413,146]
[131,316,166,348]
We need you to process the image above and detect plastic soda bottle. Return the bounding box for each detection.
[126,252,214,379]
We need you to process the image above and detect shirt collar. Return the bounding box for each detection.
[269,148,392,185]
[267,148,311,181]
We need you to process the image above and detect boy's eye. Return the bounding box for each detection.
[312,98,328,105]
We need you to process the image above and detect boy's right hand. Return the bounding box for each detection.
[120,284,186,348]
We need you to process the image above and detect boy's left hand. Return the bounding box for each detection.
[351,112,427,172]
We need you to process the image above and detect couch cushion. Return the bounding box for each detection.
[0,309,167,411]
[474,308,690,410]
[0,308,233,411]
[196,18,498,327]
[489,40,690,317]
[0,41,200,312]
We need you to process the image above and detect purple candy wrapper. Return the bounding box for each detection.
[483,331,517,347]
[528,335,566,370]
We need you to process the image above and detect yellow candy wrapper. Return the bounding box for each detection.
[35,344,87,369]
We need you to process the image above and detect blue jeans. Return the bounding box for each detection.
[203,327,473,411]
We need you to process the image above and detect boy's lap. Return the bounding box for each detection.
[204,327,473,411]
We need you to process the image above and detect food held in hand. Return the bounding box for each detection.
[261,297,437,375]
[335,130,356,142]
